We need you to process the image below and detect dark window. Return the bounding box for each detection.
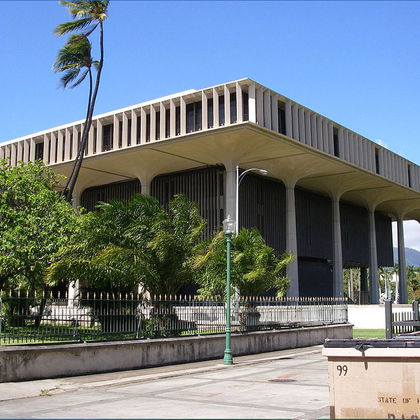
[408,164,412,187]
[136,116,141,144]
[230,93,237,123]
[62,135,66,160]
[146,114,151,142]
[278,106,286,135]
[186,103,194,133]
[35,142,44,160]
[119,121,123,148]
[165,109,170,138]
[102,124,113,151]
[195,101,202,131]
[219,95,225,126]
[175,106,181,135]
[156,111,160,140]
[208,98,213,129]
[243,92,249,121]
[375,148,380,174]
[186,101,202,133]
[333,128,339,157]
[69,134,73,158]
[128,119,132,146]
[93,129,96,153]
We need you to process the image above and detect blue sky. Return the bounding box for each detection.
[1,1,420,251]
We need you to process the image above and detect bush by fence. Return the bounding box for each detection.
[0,292,348,345]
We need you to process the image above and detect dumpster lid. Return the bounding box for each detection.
[324,338,420,349]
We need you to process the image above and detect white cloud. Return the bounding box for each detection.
[392,220,420,251]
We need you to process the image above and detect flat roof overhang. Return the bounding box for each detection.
[49,122,420,222]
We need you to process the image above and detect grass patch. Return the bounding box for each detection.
[353,329,386,339]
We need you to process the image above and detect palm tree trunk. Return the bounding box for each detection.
[65,22,104,203]
[61,69,93,201]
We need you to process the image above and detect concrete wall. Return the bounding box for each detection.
[0,324,352,383]
[348,304,412,329]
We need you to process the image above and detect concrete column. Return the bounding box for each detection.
[248,84,256,123]
[328,122,334,155]
[360,266,369,304]
[322,119,329,153]
[57,131,64,163]
[73,126,79,159]
[224,85,231,126]
[97,119,103,152]
[332,195,344,297]
[150,105,156,141]
[43,134,50,164]
[316,116,323,151]
[397,217,408,303]
[263,90,271,129]
[368,207,380,303]
[224,163,237,221]
[139,176,152,196]
[113,115,119,149]
[170,100,176,137]
[292,104,299,140]
[10,144,17,166]
[30,138,36,162]
[285,101,292,138]
[23,139,30,163]
[159,103,165,140]
[256,87,264,126]
[298,108,305,143]
[271,94,278,132]
[122,112,128,148]
[50,132,57,164]
[285,181,299,297]
[72,188,81,209]
[202,91,208,130]
[304,111,311,145]
[180,98,186,135]
[338,127,344,159]
[131,110,138,144]
[310,114,317,148]
[212,88,219,128]
[140,108,147,143]
[17,141,23,163]
[236,82,243,123]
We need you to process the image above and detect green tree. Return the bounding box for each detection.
[194,228,293,298]
[0,160,77,291]
[47,194,206,296]
[406,265,420,302]
[54,0,109,202]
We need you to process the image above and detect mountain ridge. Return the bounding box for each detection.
[393,247,420,267]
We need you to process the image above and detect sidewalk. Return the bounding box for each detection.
[0,345,330,419]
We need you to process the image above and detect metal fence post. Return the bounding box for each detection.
[385,300,393,339]
[413,300,419,332]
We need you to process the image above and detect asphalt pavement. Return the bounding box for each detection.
[0,345,330,419]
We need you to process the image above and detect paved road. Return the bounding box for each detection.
[0,346,330,419]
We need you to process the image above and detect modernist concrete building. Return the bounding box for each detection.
[3,78,420,303]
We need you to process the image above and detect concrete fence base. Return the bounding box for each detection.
[0,324,352,382]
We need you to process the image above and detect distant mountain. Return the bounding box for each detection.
[393,247,420,267]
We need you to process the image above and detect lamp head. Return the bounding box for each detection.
[223,214,236,234]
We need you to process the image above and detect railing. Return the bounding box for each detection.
[385,300,420,338]
[0,293,348,345]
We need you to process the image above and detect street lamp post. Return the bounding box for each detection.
[223,214,236,365]
[235,166,268,234]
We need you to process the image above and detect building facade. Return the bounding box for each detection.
[3,78,420,302]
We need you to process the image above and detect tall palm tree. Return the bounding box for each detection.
[54,1,109,203]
